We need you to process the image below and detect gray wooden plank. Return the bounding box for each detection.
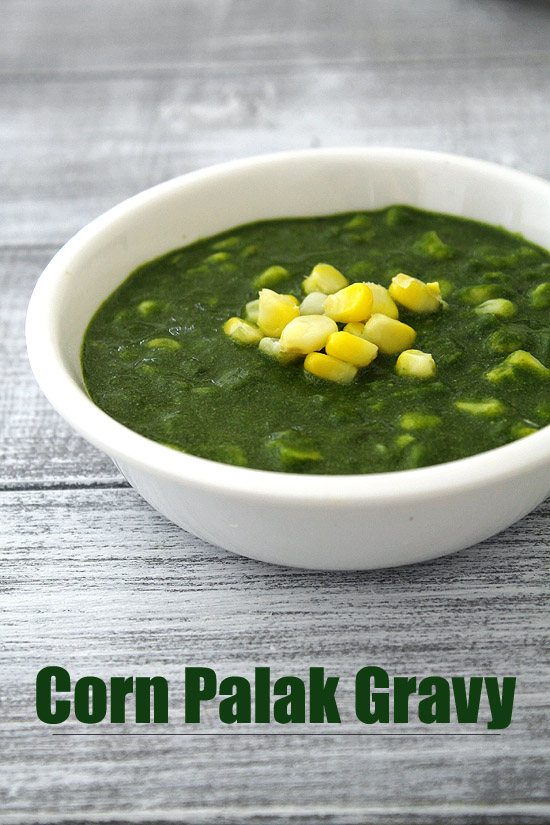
[1,487,549,823]
[2,56,550,246]
[3,0,550,820]
[0,246,124,487]
[2,0,550,76]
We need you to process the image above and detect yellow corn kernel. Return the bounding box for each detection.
[279,315,338,355]
[389,273,442,313]
[304,352,357,384]
[223,317,263,345]
[364,282,399,319]
[258,337,299,364]
[362,314,416,355]
[395,349,436,378]
[325,331,378,367]
[426,282,442,299]
[343,322,365,336]
[244,298,259,323]
[302,263,348,295]
[258,288,300,338]
[300,291,327,315]
[323,282,373,323]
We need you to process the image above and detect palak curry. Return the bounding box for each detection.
[82,206,550,473]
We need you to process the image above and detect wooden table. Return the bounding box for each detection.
[2,1,549,822]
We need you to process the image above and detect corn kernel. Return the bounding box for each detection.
[475,298,517,318]
[258,337,299,364]
[258,288,300,337]
[454,399,505,417]
[300,291,327,315]
[486,349,550,383]
[389,273,442,313]
[364,282,399,319]
[400,412,441,430]
[205,251,231,264]
[323,282,373,323]
[244,298,259,323]
[510,423,538,439]
[145,337,181,350]
[507,349,549,376]
[426,282,442,299]
[325,331,378,367]
[137,299,161,316]
[362,313,416,354]
[343,322,365,336]
[395,434,415,448]
[304,352,357,384]
[530,282,550,309]
[223,317,263,345]
[279,315,338,355]
[395,349,436,379]
[253,265,290,289]
[302,263,348,295]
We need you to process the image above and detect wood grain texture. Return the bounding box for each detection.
[1,489,549,823]
[3,0,550,249]
[3,0,550,75]
[2,57,550,245]
[0,247,124,487]
[3,0,550,821]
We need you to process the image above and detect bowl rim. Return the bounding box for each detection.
[26,146,550,503]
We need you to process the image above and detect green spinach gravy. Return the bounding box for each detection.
[82,206,550,474]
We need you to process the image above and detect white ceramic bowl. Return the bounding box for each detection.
[27,148,550,569]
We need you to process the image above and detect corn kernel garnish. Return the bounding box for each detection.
[304,352,357,384]
[323,282,374,323]
[343,322,365,336]
[364,282,399,319]
[395,349,436,379]
[258,289,300,338]
[279,315,338,354]
[221,263,444,386]
[302,263,348,295]
[223,317,263,345]
[362,314,416,354]
[389,273,443,314]
[259,337,300,364]
[325,331,378,367]
[300,291,327,315]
